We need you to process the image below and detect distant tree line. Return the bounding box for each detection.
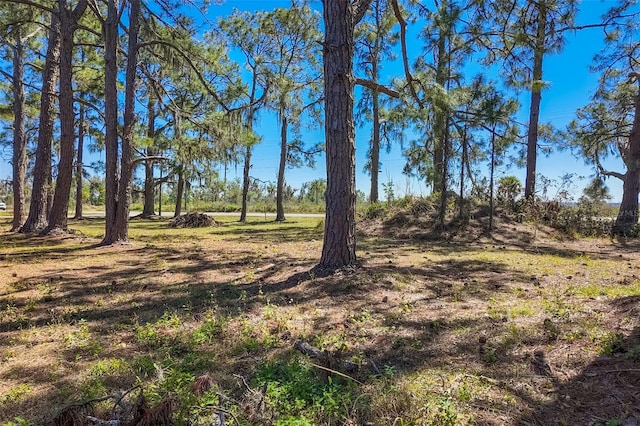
[0,0,638,270]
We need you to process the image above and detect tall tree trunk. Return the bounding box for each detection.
[20,12,60,234]
[370,75,380,203]
[489,127,496,231]
[240,144,252,223]
[174,166,184,218]
[102,0,120,244]
[142,95,156,218]
[113,0,140,241]
[613,85,640,235]
[368,1,382,204]
[102,0,140,244]
[458,120,468,220]
[524,2,547,200]
[74,98,85,219]
[317,0,365,271]
[275,104,287,222]
[11,30,27,231]
[434,4,451,229]
[45,0,87,234]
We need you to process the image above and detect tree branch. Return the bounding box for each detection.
[352,0,373,25]
[355,77,400,98]
[594,155,625,181]
[390,0,424,109]
[1,0,54,14]
[132,155,170,167]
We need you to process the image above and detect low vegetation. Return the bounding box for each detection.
[0,206,639,425]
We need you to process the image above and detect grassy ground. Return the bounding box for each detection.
[0,211,639,425]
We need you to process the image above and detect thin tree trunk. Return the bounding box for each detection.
[368,0,382,204]
[142,95,156,218]
[370,78,380,204]
[45,0,87,234]
[102,0,120,244]
[11,30,27,231]
[524,2,547,200]
[275,105,287,222]
[158,166,163,216]
[142,155,156,217]
[489,128,496,231]
[438,121,450,228]
[46,171,53,218]
[240,144,252,223]
[74,98,85,219]
[459,120,468,220]
[317,0,361,271]
[434,4,451,229]
[613,85,640,235]
[20,12,60,234]
[174,166,184,218]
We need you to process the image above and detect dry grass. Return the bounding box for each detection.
[0,212,639,425]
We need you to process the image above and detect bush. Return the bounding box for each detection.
[361,203,387,220]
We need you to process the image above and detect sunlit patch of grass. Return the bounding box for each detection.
[540,285,580,320]
[575,279,640,299]
[367,370,476,425]
[1,384,33,403]
[64,322,104,359]
[505,299,538,318]
[486,297,508,320]
[191,310,227,345]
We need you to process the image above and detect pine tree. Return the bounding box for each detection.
[316,0,373,271]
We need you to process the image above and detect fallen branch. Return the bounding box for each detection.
[310,362,364,385]
[293,339,328,363]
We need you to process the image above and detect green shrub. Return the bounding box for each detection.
[253,357,358,423]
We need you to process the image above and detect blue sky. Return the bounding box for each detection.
[0,0,631,202]
[226,0,628,202]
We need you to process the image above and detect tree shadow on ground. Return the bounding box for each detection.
[514,295,640,426]
[1,226,639,424]
[218,223,324,244]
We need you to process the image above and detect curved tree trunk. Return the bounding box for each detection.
[317,0,361,271]
[11,30,27,231]
[613,85,640,235]
[20,12,60,234]
[275,108,287,222]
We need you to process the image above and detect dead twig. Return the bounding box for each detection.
[309,362,363,385]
